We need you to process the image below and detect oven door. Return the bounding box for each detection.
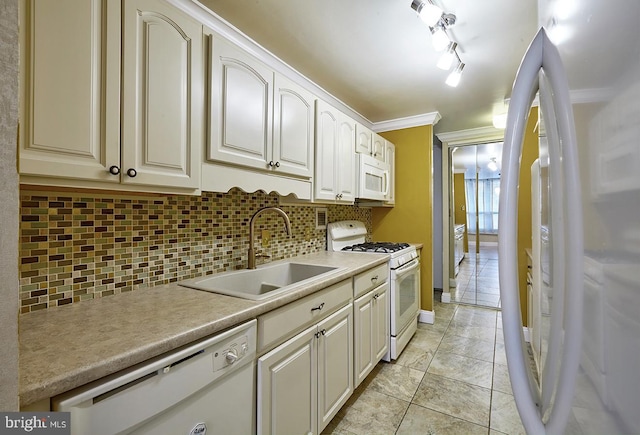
[390,257,420,336]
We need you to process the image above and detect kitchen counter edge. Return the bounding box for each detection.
[19,251,389,407]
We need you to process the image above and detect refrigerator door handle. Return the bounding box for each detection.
[498,27,584,435]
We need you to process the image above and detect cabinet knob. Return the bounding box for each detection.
[371,275,378,283]
[268,161,275,167]
[126,168,137,178]
[108,165,120,175]
[373,293,379,300]
[275,161,280,168]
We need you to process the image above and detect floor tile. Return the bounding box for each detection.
[365,362,424,402]
[437,332,495,362]
[396,404,488,435]
[413,373,491,427]
[427,351,494,389]
[329,388,409,435]
[489,390,526,435]
[492,363,512,394]
[444,323,496,344]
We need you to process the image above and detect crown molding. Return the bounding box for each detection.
[436,126,504,145]
[372,112,441,133]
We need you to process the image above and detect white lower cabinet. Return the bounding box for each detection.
[258,303,353,435]
[354,282,389,386]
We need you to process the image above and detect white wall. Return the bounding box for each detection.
[0,0,20,411]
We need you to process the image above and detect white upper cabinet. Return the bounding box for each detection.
[19,0,202,192]
[372,133,386,162]
[19,0,121,182]
[314,100,355,203]
[355,124,385,162]
[272,74,315,178]
[355,123,373,155]
[208,35,314,178]
[121,0,203,189]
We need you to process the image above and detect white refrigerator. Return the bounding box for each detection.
[498,1,640,434]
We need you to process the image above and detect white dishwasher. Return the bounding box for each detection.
[53,320,257,435]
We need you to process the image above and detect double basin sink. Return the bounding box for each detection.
[180,262,344,300]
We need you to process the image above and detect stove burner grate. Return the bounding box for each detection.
[341,242,410,253]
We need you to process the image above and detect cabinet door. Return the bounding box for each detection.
[336,113,356,203]
[121,0,202,189]
[258,325,317,435]
[19,0,121,182]
[314,100,339,201]
[373,283,390,362]
[355,123,372,155]
[272,74,315,178]
[354,292,374,387]
[372,133,386,162]
[209,35,273,170]
[384,141,396,205]
[317,304,353,433]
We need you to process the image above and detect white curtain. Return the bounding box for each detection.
[465,177,500,234]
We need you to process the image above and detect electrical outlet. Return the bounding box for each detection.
[261,230,271,247]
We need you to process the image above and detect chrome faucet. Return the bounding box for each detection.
[248,207,292,269]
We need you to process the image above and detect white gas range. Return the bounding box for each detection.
[327,220,420,361]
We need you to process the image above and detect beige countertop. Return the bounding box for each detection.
[19,251,389,407]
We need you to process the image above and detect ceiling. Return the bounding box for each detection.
[196,0,538,133]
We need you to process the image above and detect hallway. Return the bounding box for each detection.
[322,299,526,435]
[452,242,501,308]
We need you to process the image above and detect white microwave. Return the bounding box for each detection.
[357,153,390,201]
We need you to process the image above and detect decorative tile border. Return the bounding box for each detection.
[19,188,372,314]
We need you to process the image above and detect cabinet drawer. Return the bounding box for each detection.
[353,263,388,299]
[258,279,352,353]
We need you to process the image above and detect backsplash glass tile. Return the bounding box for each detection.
[19,188,372,314]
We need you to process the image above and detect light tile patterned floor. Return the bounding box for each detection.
[322,298,526,435]
[452,243,501,308]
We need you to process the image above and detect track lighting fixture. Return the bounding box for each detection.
[410,0,466,87]
[445,61,465,87]
[411,0,443,27]
[437,42,457,70]
[431,25,450,51]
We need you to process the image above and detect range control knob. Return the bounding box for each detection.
[225,349,238,364]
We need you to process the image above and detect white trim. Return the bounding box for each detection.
[523,326,531,343]
[436,126,504,145]
[372,112,442,132]
[449,278,457,288]
[418,309,435,324]
[441,292,451,303]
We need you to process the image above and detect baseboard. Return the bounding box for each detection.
[441,292,451,303]
[418,309,435,324]
[523,327,531,343]
[449,278,457,288]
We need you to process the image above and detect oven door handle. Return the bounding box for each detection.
[393,258,419,276]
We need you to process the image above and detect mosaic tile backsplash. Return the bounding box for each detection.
[19,188,372,314]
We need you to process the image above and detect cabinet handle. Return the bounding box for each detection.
[371,275,379,283]
[311,302,325,312]
[126,168,137,178]
[108,165,120,175]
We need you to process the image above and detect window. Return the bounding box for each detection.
[465,177,500,234]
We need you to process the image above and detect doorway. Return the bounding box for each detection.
[450,142,502,308]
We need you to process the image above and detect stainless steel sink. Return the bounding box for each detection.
[179,262,343,300]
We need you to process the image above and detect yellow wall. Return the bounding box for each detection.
[519,107,539,325]
[372,125,433,313]
[453,172,469,252]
